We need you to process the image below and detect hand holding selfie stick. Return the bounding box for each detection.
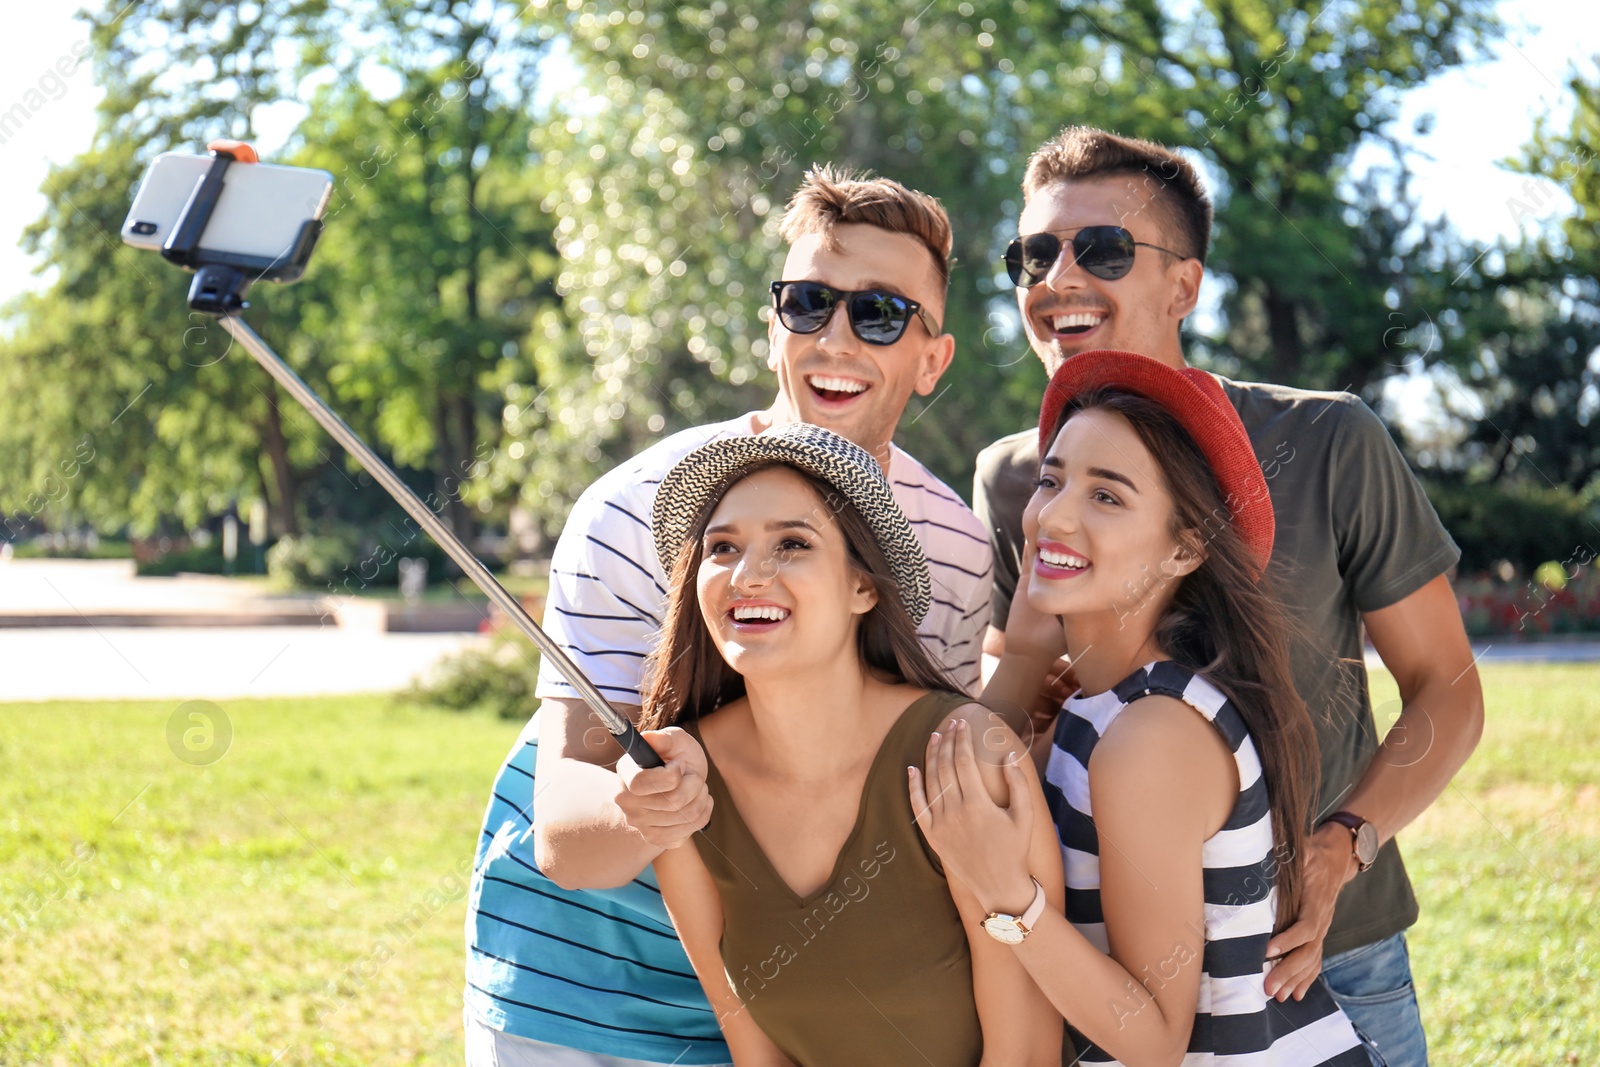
[158,143,662,769]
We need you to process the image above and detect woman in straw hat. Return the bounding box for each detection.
[625,422,1063,1066]
[910,351,1375,1066]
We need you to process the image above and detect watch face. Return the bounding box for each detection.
[982,917,1026,945]
[1355,822,1379,866]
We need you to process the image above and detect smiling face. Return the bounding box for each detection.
[696,466,878,679]
[768,224,954,462]
[1023,407,1201,631]
[1016,177,1204,375]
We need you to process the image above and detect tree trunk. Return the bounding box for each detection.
[259,384,301,537]
[1265,284,1304,384]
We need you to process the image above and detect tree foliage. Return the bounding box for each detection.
[10,0,1599,570]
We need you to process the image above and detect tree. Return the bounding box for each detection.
[1448,65,1600,493]
[1050,0,1502,397]
[0,0,560,545]
[495,0,1103,526]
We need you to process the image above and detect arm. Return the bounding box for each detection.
[980,542,1074,771]
[653,844,797,1067]
[912,705,1064,1066]
[533,700,712,890]
[1265,573,1484,997]
[528,469,714,889]
[915,697,1237,1067]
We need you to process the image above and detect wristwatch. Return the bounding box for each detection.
[1324,811,1379,873]
[980,878,1047,945]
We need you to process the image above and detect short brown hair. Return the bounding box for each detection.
[778,164,954,291]
[1023,127,1213,264]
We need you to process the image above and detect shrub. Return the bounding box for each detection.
[404,633,542,721]
[1424,478,1599,574]
[134,540,231,577]
[266,531,361,589]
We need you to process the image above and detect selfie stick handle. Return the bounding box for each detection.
[212,313,663,769]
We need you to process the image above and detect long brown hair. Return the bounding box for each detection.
[639,462,954,731]
[1052,388,1316,930]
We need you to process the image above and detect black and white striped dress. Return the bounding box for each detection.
[1043,660,1370,1066]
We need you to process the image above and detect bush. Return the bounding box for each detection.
[404,633,541,721]
[266,531,360,588]
[134,540,231,577]
[267,526,463,592]
[1424,478,1599,574]
[9,536,133,560]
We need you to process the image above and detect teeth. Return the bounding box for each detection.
[1052,312,1105,331]
[808,375,868,394]
[1039,548,1090,569]
[732,605,790,621]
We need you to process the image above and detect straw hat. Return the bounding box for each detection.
[652,423,932,624]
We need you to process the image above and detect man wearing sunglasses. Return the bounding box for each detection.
[975,126,1482,1067]
[464,165,992,1067]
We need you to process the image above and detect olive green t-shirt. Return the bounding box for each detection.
[972,377,1461,957]
[686,691,983,1067]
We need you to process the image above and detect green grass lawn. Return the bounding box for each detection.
[1,663,1595,1064]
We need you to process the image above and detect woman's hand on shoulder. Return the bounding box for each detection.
[907,704,1036,912]
[616,726,713,850]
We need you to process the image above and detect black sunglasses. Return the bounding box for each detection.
[770,280,940,346]
[1004,226,1187,287]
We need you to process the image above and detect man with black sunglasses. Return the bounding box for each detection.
[974,126,1483,1067]
[464,165,992,1067]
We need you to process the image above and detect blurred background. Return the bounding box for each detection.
[1,2,1597,1064]
[2,0,1598,626]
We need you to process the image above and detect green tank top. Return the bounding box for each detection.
[687,690,982,1067]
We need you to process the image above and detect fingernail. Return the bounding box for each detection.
[930,731,940,744]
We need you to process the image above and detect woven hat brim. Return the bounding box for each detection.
[1038,350,1275,575]
[651,431,932,625]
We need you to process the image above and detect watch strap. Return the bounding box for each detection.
[1018,877,1047,931]
[1325,810,1376,872]
[1324,811,1365,835]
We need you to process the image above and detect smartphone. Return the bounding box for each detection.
[122,152,334,277]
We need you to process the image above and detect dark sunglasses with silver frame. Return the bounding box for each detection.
[1004,225,1188,287]
[770,279,941,347]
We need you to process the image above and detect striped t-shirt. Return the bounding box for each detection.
[1044,660,1369,1066]
[464,415,992,1064]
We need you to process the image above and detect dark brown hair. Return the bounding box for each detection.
[639,463,954,731]
[1023,126,1213,265]
[779,164,954,292]
[1049,388,1315,930]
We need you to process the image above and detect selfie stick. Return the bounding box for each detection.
[161,146,662,769]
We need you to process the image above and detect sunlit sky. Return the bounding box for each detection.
[2,2,1595,425]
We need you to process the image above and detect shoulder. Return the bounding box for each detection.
[888,446,977,514]
[973,429,1040,516]
[930,696,1028,762]
[1214,375,1373,444]
[975,428,1038,475]
[594,417,751,496]
[886,447,988,546]
[565,418,751,528]
[1089,691,1233,796]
